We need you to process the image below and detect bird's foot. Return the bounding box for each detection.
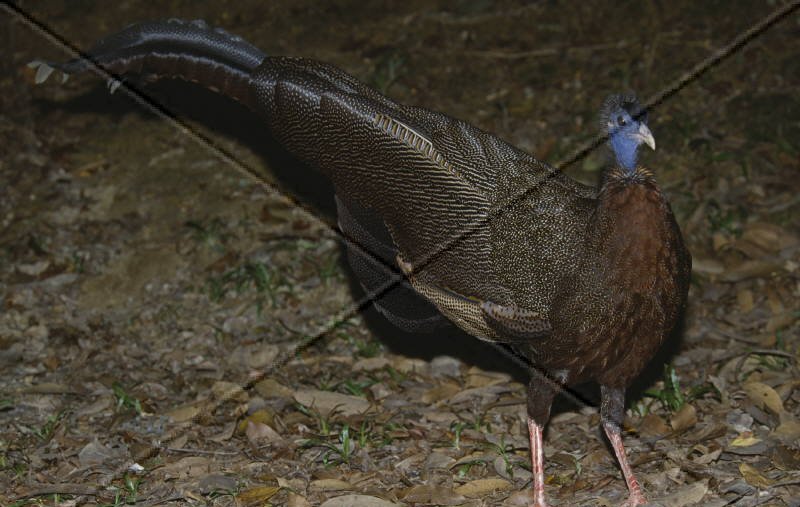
[621,490,648,507]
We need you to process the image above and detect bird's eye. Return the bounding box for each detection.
[616,115,627,126]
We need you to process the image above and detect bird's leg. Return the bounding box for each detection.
[527,417,547,507]
[600,385,647,507]
[526,374,559,507]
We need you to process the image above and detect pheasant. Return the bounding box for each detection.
[32,19,691,506]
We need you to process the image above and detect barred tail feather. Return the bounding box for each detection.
[32,19,265,109]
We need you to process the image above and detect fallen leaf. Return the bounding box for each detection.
[730,434,762,447]
[421,382,461,403]
[692,258,725,276]
[739,463,774,488]
[161,456,212,479]
[736,289,754,313]
[166,404,201,423]
[737,222,798,254]
[771,445,800,471]
[238,409,274,434]
[658,480,709,507]
[639,413,671,437]
[450,385,512,404]
[294,389,371,416]
[78,440,115,467]
[353,357,390,371]
[454,478,512,498]
[310,478,353,491]
[692,448,722,465]
[211,380,248,403]
[245,421,284,444]
[197,473,238,494]
[772,415,800,444]
[743,382,784,414]
[319,495,402,507]
[253,378,293,398]
[238,486,280,505]
[720,260,783,282]
[465,367,511,388]
[403,484,466,505]
[670,404,698,432]
[287,493,312,507]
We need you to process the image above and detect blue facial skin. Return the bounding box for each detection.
[606,104,656,173]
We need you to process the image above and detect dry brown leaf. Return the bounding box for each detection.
[403,484,466,505]
[78,440,116,467]
[237,408,274,434]
[639,413,671,437]
[670,404,698,432]
[319,495,401,507]
[166,404,201,422]
[465,367,511,388]
[720,259,784,282]
[293,389,371,416]
[454,478,512,498]
[658,480,709,507]
[245,421,284,444]
[21,382,74,394]
[211,380,248,402]
[737,289,754,313]
[238,486,280,505]
[691,258,725,276]
[287,493,312,507]
[421,382,461,403]
[737,222,798,254]
[771,445,800,471]
[504,489,537,506]
[692,448,722,465]
[254,378,293,398]
[391,357,428,374]
[161,456,212,479]
[765,311,795,333]
[353,357,390,371]
[730,434,761,447]
[772,415,800,443]
[450,385,512,404]
[712,232,730,252]
[739,463,774,488]
[743,381,784,414]
[310,478,353,491]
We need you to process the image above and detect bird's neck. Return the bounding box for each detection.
[610,136,639,173]
[591,167,674,289]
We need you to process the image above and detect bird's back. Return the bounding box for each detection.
[250,56,596,325]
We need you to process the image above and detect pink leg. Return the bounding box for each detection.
[603,423,647,507]
[527,417,548,507]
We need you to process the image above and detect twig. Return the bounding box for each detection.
[138,495,186,507]
[735,349,797,378]
[15,483,99,499]
[166,447,240,456]
[459,40,629,60]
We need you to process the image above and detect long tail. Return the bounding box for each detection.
[31,19,265,108]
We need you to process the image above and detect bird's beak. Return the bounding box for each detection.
[633,122,656,150]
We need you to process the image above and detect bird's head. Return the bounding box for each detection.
[601,93,655,173]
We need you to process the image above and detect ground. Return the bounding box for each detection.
[1,1,799,506]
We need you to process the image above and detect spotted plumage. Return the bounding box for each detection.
[35,19,691,507]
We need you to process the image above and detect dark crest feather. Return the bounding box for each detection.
[599,93,647,129]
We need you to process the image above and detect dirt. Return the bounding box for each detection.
[1,1,799,506]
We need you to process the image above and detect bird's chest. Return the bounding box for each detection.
[546,181,690,386]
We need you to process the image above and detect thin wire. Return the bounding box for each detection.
[4,0,799,494]
[556,0,800,170]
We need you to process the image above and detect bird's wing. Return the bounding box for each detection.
[253,56,537,306]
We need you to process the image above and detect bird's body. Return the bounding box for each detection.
[33,19,691,506]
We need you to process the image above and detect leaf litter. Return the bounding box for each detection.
[2,1,799,506]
